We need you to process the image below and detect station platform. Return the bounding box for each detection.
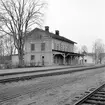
[0,64,90,75]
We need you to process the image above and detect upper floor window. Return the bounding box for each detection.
[41,43,45,51]
[60,43,61,51]
[60,45,63,51]
[66,46,68,52]
[64,45,65,51]
[67,45,69,52]
[54,43,56,50]
[31,55,35,60]
[69,46,71,52]
[31,43,35,51]
[57,44,59,50]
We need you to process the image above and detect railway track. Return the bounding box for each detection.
[0,65,105,104]
[74,83,105,105]
[0,65,104,84]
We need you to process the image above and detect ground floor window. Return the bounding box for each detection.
[31,55,35,60]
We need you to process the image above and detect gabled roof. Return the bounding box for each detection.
[26,28,77,44]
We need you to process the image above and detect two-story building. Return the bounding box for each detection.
[12,26,83,66]
[21,26,82,66]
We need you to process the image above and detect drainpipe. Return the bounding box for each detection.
[71,56,72,65]
[63,54,65,65]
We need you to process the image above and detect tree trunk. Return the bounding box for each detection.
[18,49,24,67]
[100,58,102,64]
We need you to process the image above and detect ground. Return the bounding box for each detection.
[0,67,105,105]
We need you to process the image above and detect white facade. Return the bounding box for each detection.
[84,55,95,64]
[12,27,80,66]
[24,29,53,66]
[12,55,19,66]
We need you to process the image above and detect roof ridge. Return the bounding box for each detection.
[27,27,77,44]
[36,28,77,44]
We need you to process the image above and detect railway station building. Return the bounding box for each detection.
[12,26,83,66]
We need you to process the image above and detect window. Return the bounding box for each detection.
[64,45,65,51]
[66,46,68,52]
[31,55,35,60]
[60,43,61,50]
[57,44,59,50]
[67,45,69,52]
[60,45,63,51]
[54,43,56,50]
[69,46,71,52]
[31,44,35,51]
[41,43,45,51]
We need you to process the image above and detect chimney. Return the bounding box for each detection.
[45,26,49,32]
[55,30,59,35]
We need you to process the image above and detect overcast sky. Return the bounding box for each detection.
[44,0,105,52]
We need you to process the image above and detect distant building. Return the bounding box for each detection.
[12,26,83,66]
[83,53,105,64]
[83,53,95,64]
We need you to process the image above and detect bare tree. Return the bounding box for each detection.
[81,45,88,54]
[92,39,105,64]
[0,38,5,64]
[4,36,16,56]
[0,39,4,56]
[0,0,46,67]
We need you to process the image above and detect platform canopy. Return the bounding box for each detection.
[52,49,84,57]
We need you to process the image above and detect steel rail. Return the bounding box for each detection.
[74,83,105,105]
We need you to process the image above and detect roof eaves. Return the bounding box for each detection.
[49,33,76,44]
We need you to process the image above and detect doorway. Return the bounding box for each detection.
[42,56,44,66]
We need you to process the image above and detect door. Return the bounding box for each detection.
[42,56,44,66]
